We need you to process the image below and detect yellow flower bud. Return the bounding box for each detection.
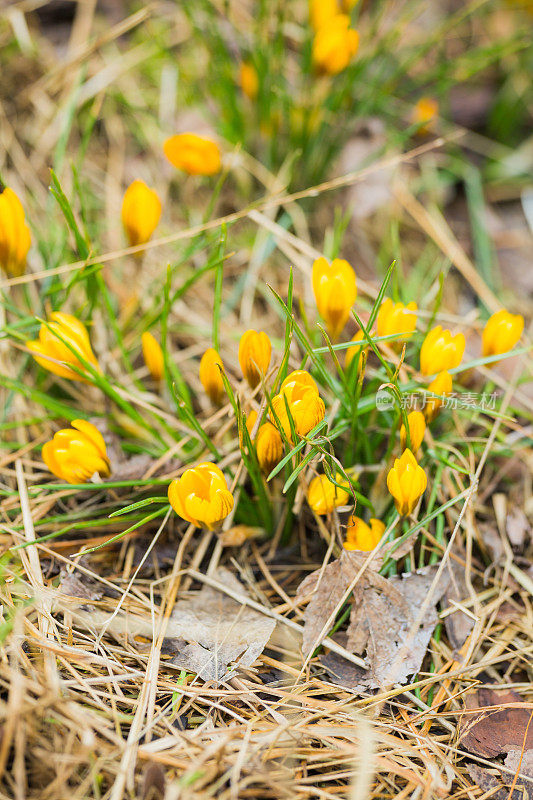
[424,370,452,423]
[246,409,259,437]
[312,256,357,341]
[307,472,349,515]
[270,370,325,438]
[255,422,284,474]
[387,448,427,517]
[199,347,225,404]
[239,62,259,100]
[163,133,221,176]
[26,312,99,382]
[412,97,439,134]
[345,330,367,370]
[0,186,31,277]
[121,180,162,247]
[400,410,426,453]
[312,15,359,75]
[376,298,417,344]
[482,309,524,359]
[238,329,272,389]
[344,516,385,551]
[168,462,234,529]
[141,331,164,381]
[420,325,465,376]
[309,0,339,31]
[42,420,110,484]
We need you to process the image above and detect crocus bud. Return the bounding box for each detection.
[239,62,259,100]
[412,97,438,134]
[482,309,524,359]
[345,330,367,370]
[400,410,426,453]
[420,325,465,376]
[376,298,417,344]
[387,448,427,517]
[141,331,164,381]
[255,422,284,474]
[168,462,234,530]
[42,420,110,484]
[121,180,162,247]
[312,15,359,75]
[312,256,357,341]
[307,473,349,515]
[344,516,385,551]
[425,370,452,422]
[26,312,99,382]
[0,186,31,277]
[309,0,338,31]
[270,370,325,439]
[199,347,225,404]
[163,133,221,176]
[238,329,272,389]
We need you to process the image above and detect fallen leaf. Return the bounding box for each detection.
[297,550,380,655]
[142,763,166,800]
[506,509,530,550]
[466,764,531,800]
[59,568,103,601]
[298,555,450,691]
[166,568,276,683]
[459,687,533,758]
[505,749,533,780]
[442,562,475,652]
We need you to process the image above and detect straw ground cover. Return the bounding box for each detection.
[1,1,532,798]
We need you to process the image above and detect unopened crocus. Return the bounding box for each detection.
[238,329,272,389]
[270,370,325,439]
[376,298,417,344]
[387,448,427,517]
[121,180,162,248]
[199,347,225,404]
[420,325,465,376]
[425,370,452,422]
[0,186,31,277]
[163,133,221,176]
[482,309,524,359]
[400,410,426,453]
[312,256,357,341]
[168,462,234,529]
[344,516,385,551]
[42,420,110,484]
[26,312,99,382]
[141,331,164,381]
[312,15,359,75]
[255,422,284,474]
[309,0,338,30]
[307,472,349,515]
[345,330,367,370]
[412,97,438,134]
[239,62,259,100]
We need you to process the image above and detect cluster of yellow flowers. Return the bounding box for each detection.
[24,254,524,540]
[304,255,524,550]
[7,176,524,545]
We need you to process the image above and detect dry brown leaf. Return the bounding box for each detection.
[297,550,381,655]
[466,764,531,800]
[506,508,530,550]
[505,749,533,780]
[443,562,475,652]
[459,687,533,758]
[299,556,450,691]
[167,568,276,683]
